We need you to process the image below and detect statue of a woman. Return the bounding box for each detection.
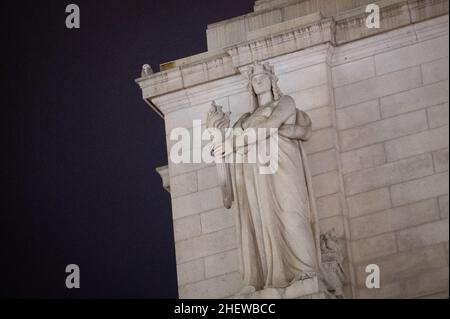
[213,61,325,292]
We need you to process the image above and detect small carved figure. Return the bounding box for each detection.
[141,64,154,77]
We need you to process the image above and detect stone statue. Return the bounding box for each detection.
[141,64,154,77]
[320,228,346,298]
[212,61,330,294]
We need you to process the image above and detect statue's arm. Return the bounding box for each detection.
[278,124,310,141]
[219,96,297,155]
[232,96,296,149]
[260,95,297,130]
[213,97,304,157]
[233,113,251,129]
[278,110,312,141]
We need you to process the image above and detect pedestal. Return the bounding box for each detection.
[230,276,336,299]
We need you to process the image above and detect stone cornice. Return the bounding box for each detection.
[227,18,335,68]
[152,43,334,115]
[135,0,449,116]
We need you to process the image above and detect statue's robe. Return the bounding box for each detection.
[231,108,322,290]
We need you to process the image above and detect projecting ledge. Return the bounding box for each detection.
[156,165,170,193]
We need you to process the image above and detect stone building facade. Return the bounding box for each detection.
[136,0,449,299]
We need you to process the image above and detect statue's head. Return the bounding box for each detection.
[245,61,283,102]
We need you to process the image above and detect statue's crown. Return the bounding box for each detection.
[248,61,274,79]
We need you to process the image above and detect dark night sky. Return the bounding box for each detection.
[0,0,254,298]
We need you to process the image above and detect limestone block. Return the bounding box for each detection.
[334,0,411,45]
[283,1,321,20]
[175,227,237,263]
[254,0,294,12]
[388,199,440,230]
[384,125,449,162]
[170,171,198,198]
[396,219,449,251]
[227,19,334,68]
[229,91,252,115]
[179,272,242,299]
[200,207,235,234]
[312,170,340,197]
[400,266,449,298]
[247,8,283,32]
[339,109,428,151]
[334,0,375,14]
[197,166,219,191]
[374,35,449,75]
[255,0,374,17]
[439,195,449,219]
[177,259,205,286]
[248,12,324,43]
[408,0,450,23]
[283,277,321,299]
[413,13,449,41]
[433,148,449,173]
[308,106,332,130]
[165,123,210,158]
[185,80,235,108]
[159,49,227,71]
[172,187,223,219]
[331,21,418,66]
[355,244,448,286]
[165,103,208,132]
[303,128,336,154]
[139,68,184,99]
[335,66,422,109]
[419,291,450,299]
[422,57,449,85]
[308,149,338,176]
[206,17,248,51]
[205,249,239,278]
[446,242,449,263]
[358,281,401,299]
[169,162,211,179]
[350,198,440,240]
[291,84,331,111]
[351,232,397,263]
[390,172,449,206]
[428,103,449,129]
[380,80,449,118]
[174,215,202,242]
[351,212,392,240]
[332,57,375,88]
[336,99,380,130]
[232,276,332,299]
[316,193,343,219]
[344,153,434,195]
[341,144,386,175]
[181,64,210,88]
[297,292,332,299]
[278,63,328,94]
[347,188,391,218]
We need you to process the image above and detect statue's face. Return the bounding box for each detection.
[251,74,272,95]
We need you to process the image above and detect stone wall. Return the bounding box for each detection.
[139,0,449,299]
[333,15,449,299]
